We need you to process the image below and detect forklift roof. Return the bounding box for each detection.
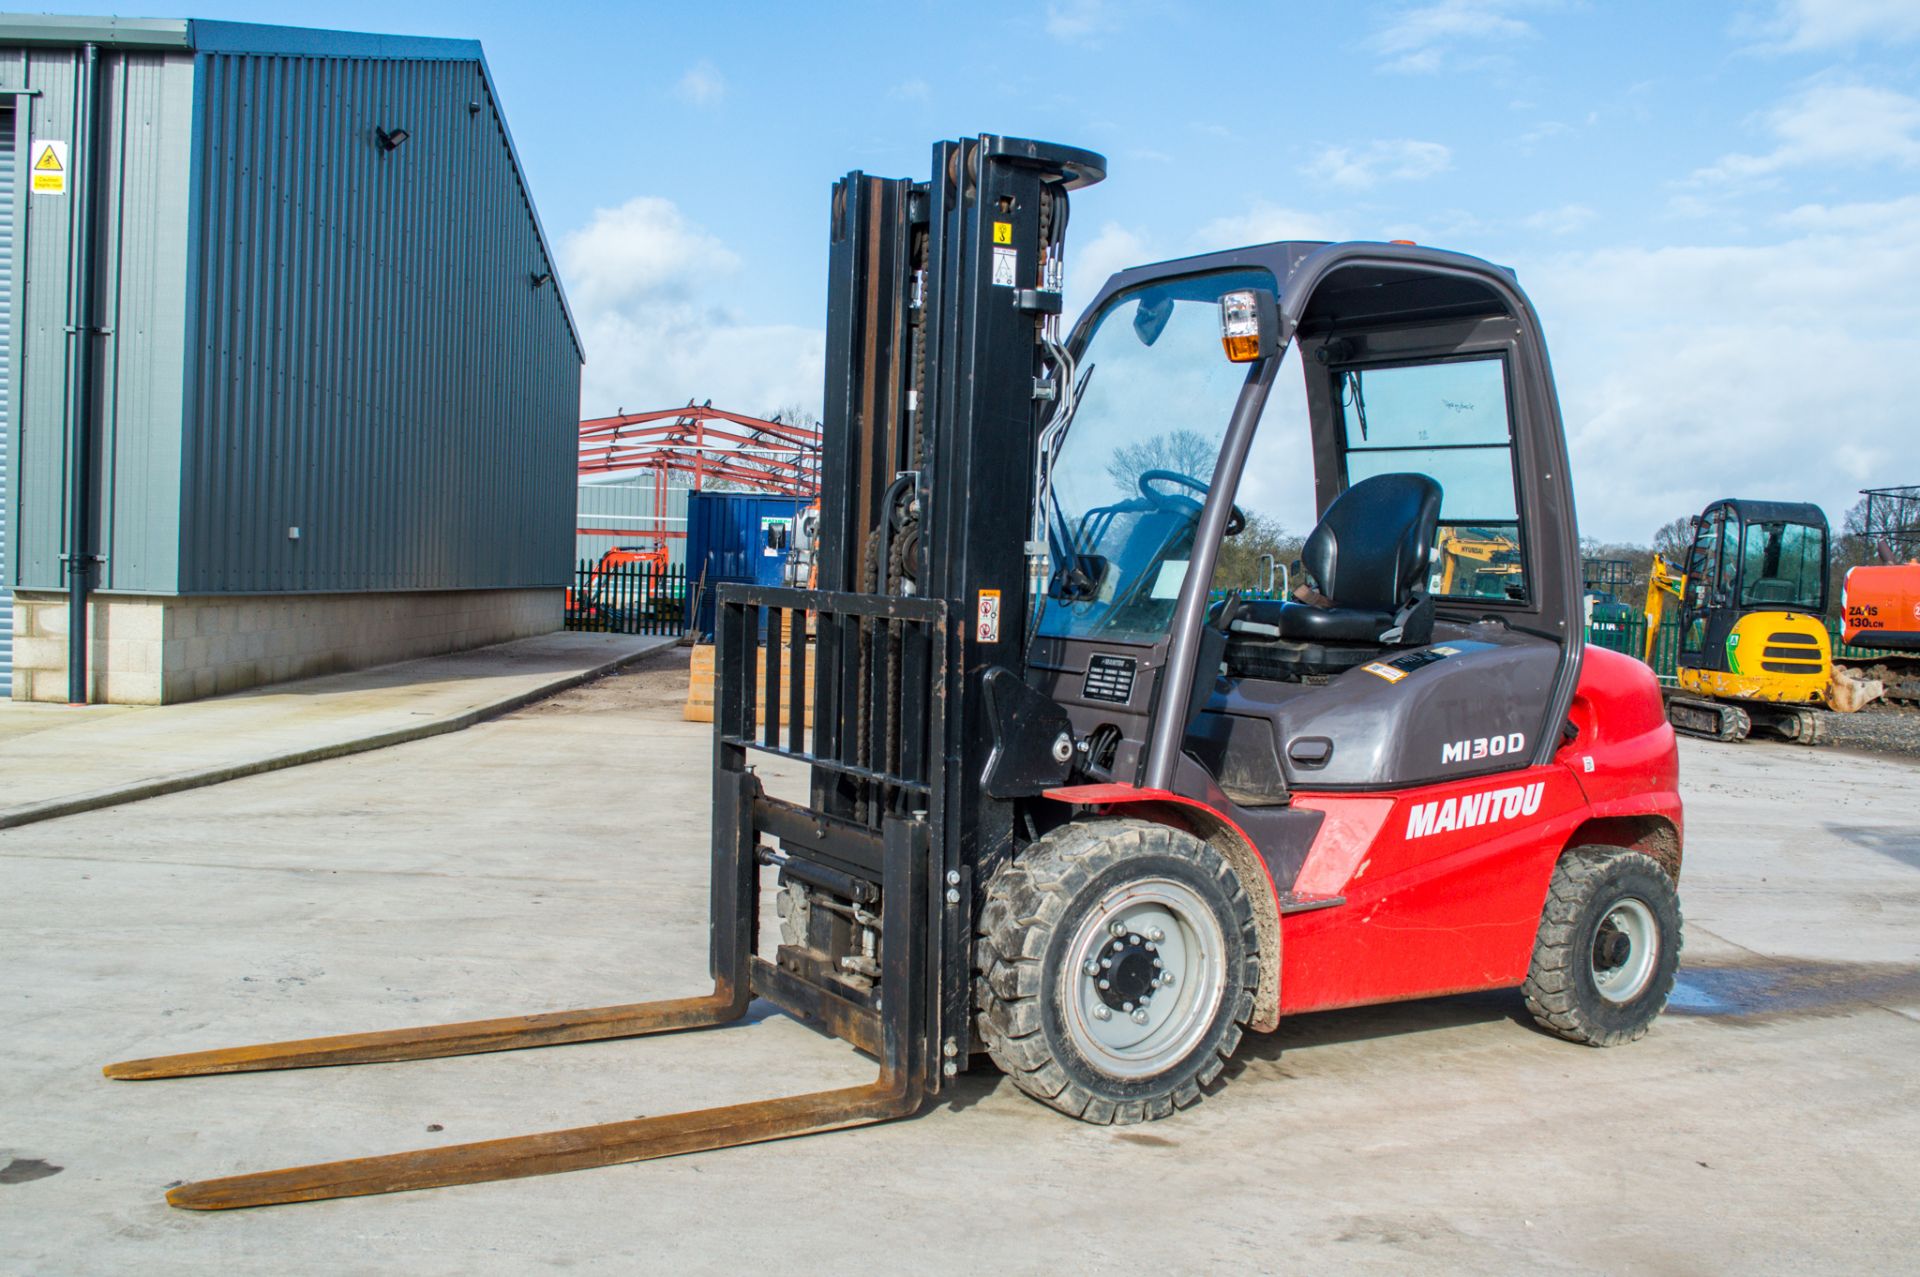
[1082,240,1525,344]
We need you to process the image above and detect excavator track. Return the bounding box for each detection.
[1666,695,1750,742]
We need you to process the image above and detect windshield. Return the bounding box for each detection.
[1034,269,1273,644]
[1739,519,1825,611]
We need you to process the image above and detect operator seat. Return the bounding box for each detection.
[1228,473,1442,674]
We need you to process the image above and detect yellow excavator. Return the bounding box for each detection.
[1435,526,1524,599]
[1643,498,1831,742]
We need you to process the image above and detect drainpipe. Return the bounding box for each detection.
[64,43,106,704]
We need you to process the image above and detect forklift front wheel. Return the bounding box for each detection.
[1522,847,1683,1047]
[975,819,1257,1124]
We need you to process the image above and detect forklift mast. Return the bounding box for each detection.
[714,135,1106,1098]
[817,136,1103,865]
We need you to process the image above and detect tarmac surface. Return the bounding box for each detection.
[3,649,1917,1274]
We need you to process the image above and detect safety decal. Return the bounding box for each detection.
[1362,661,1408,683]
[991,246,1018,287]
[992,221,1013,245]
[1404,781,1545,839]
[30,140,67,195]
[977,588,1002,643]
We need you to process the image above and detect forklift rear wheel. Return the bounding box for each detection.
[1522,847,1682,1047]
[975,819,1257,1124]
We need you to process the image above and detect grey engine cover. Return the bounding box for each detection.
[1196,621,1559,792]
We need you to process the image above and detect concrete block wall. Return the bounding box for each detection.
[9,589,561,704]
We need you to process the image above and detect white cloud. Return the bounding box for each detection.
[1368,0,1543,74]
[1064,221,1152,320]
[675,60,726,107]
[1692,82,1920,184]
[1518,196,1920,540]
[1742,0,1920,51]
[1046,0,1114,42]
[1304,139,1452,189]
[887,78,931,102]
[1522,203,1597,235]
[1194,203,1348,249]
[561,197,822,418]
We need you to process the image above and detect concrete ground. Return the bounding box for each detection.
[0,631,673,829]
[2,650,1917,1274]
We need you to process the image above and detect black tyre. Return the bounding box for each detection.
[974,818,1258,1124]
[1523,847,1682,1046]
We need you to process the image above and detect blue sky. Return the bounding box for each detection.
[37,0,1920,541]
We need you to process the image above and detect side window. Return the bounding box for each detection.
[1337,356,1525,601]
[1714,515,1740,601]
[1681,511,1721,653]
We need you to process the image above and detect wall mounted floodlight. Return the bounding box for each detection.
[376,126,411,151]
[530,271,552,289]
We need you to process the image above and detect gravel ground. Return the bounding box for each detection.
[1821,700,1920,759]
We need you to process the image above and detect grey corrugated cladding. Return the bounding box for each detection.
[576,482,690,567]
[0,17,582,596]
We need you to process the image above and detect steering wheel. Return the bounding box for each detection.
[1137,469,1246,536]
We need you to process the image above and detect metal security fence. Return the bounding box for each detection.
[565,561,688,635]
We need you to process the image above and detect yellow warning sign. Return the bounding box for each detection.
[29,139,67,195]
[992,220,1013,245]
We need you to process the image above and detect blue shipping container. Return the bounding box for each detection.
[687,492,808,639]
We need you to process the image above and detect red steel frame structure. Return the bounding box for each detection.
[577,403,823,549]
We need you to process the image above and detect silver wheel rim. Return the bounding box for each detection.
[1061,876,1227,1079]
[1591,897,1658,1004]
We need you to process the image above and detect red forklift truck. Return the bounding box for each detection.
[106,135,1683,1208]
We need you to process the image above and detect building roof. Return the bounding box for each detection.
[0,14,577,354]
[0,15,480,59]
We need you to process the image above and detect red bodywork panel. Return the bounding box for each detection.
[1843,562,1920,650]
[1044,645,1681,1022]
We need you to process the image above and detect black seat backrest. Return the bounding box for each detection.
[1303,473,1443,612]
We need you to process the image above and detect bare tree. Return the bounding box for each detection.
[1105,429,1219,499]
[1651,517,1694,563]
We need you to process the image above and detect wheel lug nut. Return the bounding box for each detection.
[1128,934,1142,946]
[1113,941,1124,952]
[1152,958,1163,968]
[1109,922,1127,937]
[1084,960,1100,976]
[1101,957,1112,969]
[1148,927,1165,942]
[1122,1002,1133,1012]
[1131,1009,1149,1024]
[1098,978,1110,989]
[1161,972,1176,986]
[1094,1005,1111,1020]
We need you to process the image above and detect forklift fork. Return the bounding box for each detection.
[105,589,943,1209]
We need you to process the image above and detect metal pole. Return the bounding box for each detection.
[64,43,105,704]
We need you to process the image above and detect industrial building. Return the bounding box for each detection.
[0,16,582,703]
